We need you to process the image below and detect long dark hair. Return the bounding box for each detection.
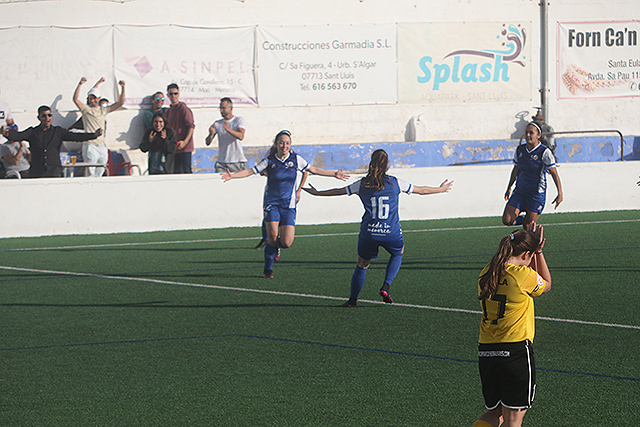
[267,130,291,157]
[361,149,389,191]
[528,121,555,156]
[478,229,538,300]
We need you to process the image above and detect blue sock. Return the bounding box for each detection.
[514,214,525,225]
[350,266,367,299]
[261,221,267,240]
[384,254,403,285]
[264,243,277,270]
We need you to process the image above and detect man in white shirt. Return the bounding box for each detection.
[72,77,125,176]
[205,97,247,173]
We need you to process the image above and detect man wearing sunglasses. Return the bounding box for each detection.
[165,83,195,174]
[4,106,102,178]
[142,91,168,132]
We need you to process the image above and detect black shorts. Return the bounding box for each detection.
[478,340,536,410]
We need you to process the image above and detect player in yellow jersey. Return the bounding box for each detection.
[472,222,551,427]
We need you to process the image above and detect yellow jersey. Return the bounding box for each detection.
[478,263,546,344]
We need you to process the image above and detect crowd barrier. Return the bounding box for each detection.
[1,161,638,239]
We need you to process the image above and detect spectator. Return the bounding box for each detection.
[5,105,101,178]
[0,134,30,179]
[205,97,247,173]
[0,88,16,145]
[165,83,195,174]
[142,91,168,132]
[72,77,126,177]
[139,112,176,174]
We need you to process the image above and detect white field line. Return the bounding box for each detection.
[1,264,638,331]
[2,218,639,253]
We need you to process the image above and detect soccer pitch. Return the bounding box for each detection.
[1,211,639,426]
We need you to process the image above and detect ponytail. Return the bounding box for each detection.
[478,230,538,300]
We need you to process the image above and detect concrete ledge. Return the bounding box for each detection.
[1,161,638,239]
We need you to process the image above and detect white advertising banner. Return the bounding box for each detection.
[257,24,397,106]
[0,26,113,112]
[398,22,531,104]
[557,21,640,99]
[114,25,256,107]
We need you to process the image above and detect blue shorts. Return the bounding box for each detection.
[357,234,404,260]
[263,204,296,226]
[507,190,546,214]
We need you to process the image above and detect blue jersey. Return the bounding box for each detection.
[513,143,555,195]
[253,152,309,209]
[346,175,413,241]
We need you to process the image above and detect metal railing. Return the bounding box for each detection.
[519,129,626,161]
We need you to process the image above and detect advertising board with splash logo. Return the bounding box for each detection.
[114,26,256,108]
[558,21,640,99]
[398,22,531,104]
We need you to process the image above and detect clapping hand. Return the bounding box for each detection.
[526,222,545,253]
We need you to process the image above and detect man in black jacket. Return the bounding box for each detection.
[4,105,102,178]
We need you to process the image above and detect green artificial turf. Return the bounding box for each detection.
[1,211,639,426]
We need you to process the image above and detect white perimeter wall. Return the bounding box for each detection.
[1,162,638,239]
[1,0,639,152]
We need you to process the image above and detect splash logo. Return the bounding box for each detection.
[417,24,527,90]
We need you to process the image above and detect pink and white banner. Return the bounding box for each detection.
[114,25,256,107]
[557,21,640,99]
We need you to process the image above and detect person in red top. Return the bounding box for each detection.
[165,83,195,174]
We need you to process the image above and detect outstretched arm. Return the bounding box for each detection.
[302,183,347,197]
[412,179,453,195]
[221,167,255,182]
[306,165,350,181]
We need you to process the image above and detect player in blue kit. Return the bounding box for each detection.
[222,130,348,278]
[502,122,563,227]
[303,149,453,306]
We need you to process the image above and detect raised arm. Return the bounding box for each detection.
[108,80,126,112]
[526,222,551,292]
[302,183,348,197]
[205,124,217,146]
[412,179,453,195]
[72,77,87,110]
[306,165,350,181]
